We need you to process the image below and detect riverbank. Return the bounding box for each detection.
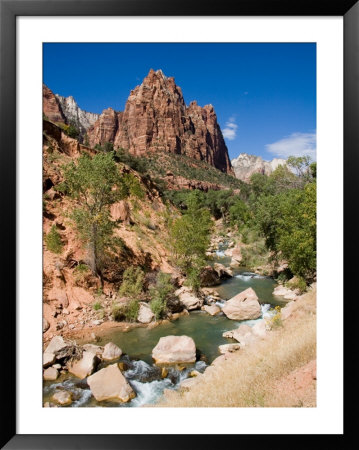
[157,284,316,407]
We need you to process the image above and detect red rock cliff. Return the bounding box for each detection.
[87,69,232,173]
[43,84,66,124]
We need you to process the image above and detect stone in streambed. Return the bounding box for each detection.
[152,335,196,365]
[202,305,221,316]
[222,287,261,320]
[43,367,59,381]
[175,287,203,311]
[102,342,122,361]
[137,302,155,324]
[87,363,135,403]
[43,352,56,368]
[44,335,69,355]
[52,390,72,406]
[67,351,98,379]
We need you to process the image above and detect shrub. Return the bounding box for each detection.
[183,265,202,293]
[74,263,90,274]
[149,297,166,320]
[149,272,175,319]
[269,306,282,329]
[66,123,80,139]
[286,276,307,294]
[118,266,144,299]
[93,301,102,311]
[45,225,63,254]
[112,299,139,322]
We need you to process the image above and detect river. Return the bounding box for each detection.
[43,248,288,407]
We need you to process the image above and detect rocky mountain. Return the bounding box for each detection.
[43,85,66,124]
[87,69,232,174]
[231,153,286,182]
[55,94,99,138]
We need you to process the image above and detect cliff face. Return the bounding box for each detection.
[55,94,99,138]
[231,153,286,182]
[87,69,232,173]
[43,85,66,124]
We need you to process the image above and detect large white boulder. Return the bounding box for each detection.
[175,287,203,311]
[202,305,221,316]
[87,363,135,403]
[152,335,196,364]
[44,335,68,354]
[43,367,59,381]
[222,287,261,320]
[102,342,122,361]
[67,351,98,379]
[137,302,155,324]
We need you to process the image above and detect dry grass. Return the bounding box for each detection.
[157,287,316,408]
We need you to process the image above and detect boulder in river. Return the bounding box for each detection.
[137,302,155,324]
[67,351,99,379]
[87,363,135,403]
[44,335,69,355]
[82,344,104,358]
[43,352,56,368]
[152,335,196,364]
[175,287,203,311]
[200,266,221,287]
[213,263,233,279]
[202,305,221,316]
[43,367,59,381]
[52,390,72,406]
[102,342,122,361]
[222,287,261,320]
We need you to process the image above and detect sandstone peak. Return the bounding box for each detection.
[87,70,233,173]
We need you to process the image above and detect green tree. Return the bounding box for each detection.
[66,123,80,139]
[45,225,63,254]
[59,152,130,280]
[169,191,213,289]
[149,272,175,319]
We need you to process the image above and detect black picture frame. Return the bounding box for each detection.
[1,0,356,448]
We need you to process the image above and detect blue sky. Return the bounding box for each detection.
[43,43,316,161]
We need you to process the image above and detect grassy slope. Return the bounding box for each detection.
[157,286,316,407]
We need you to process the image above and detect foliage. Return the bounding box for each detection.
[45,225,63,254]
[74,263,90,274]
[93,301,102,311]
[118,266,145,299]
[58,152,130,279]
[268,306,282,329]
[168,191,213,286]
[286,276,307,294]
[66,123,80,139]
[115,148,149,174]
[122,173,145,199]
[229,198,251,227]
[149,272,175,319]
[253,175,316,279]
[111,299,139,322]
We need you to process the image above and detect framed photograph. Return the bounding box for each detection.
[1,0,356,448]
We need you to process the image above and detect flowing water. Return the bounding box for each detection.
[43,242,288,407]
